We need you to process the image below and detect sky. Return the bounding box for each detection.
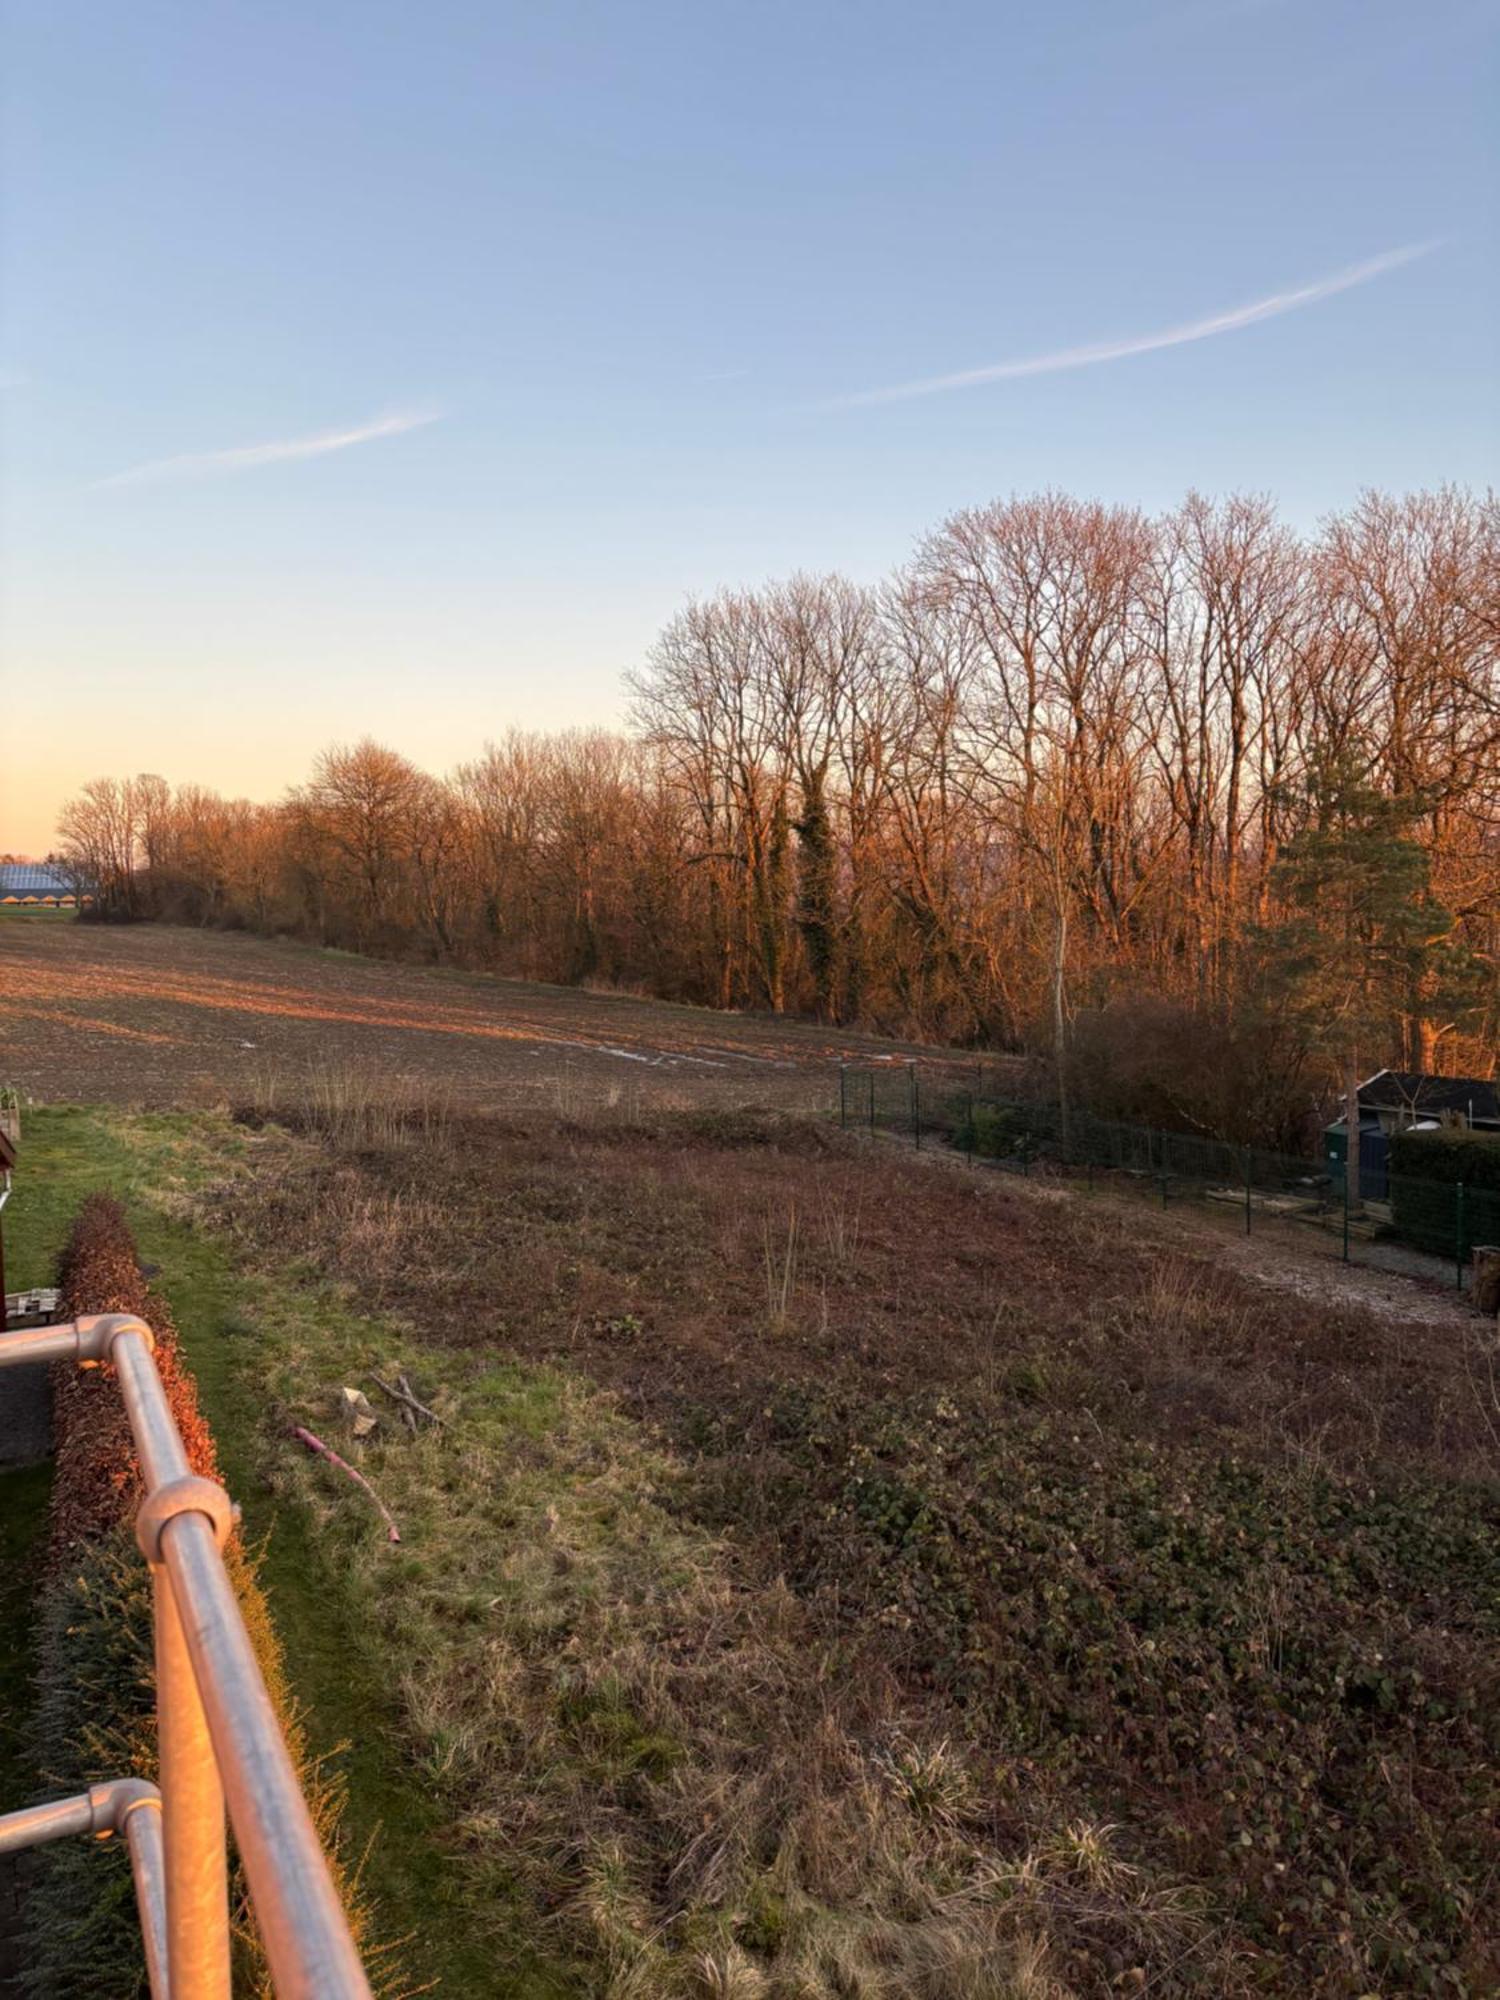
[2,0,1496,854]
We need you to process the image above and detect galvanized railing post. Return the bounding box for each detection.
[109,1318,233,1999]
[155,1568,232,1997]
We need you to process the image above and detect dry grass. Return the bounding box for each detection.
[236,1106,1497,1486]
[235,1316,1186,1996]
[247,1062,453,1150]
[761,1203,800,1331]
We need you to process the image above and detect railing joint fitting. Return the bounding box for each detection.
[87,1777,163,1840]
[72,1312,157,1364]
[135,1473,235,1563]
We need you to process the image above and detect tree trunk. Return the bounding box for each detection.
[1345,1052,1362,1214]
[1054,891,1071,1156]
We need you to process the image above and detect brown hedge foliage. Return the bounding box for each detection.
[49,1193,220,1567]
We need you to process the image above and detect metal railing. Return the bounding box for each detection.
[0,1312,373,1999]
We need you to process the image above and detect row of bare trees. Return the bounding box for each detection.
[55,488,1500,1110]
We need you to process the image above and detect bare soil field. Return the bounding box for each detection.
[0,921,975,1113]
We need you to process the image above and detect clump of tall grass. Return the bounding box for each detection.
[762,1203,799,1330]
[248,1063,451,1149]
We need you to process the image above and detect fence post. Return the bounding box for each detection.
[1159,1173,1169,1210]
[1456,1181,1466,1290]
[1244,1146,1253,1237]
[909,1063,920,1150]
[839,1066,847,1129]
[1342,1156,1350,1262]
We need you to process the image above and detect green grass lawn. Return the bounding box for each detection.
[0,1105,536,1996]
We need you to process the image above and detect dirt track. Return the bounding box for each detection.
[0,921,972,1112]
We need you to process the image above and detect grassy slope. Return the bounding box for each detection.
[9,1101,1497,1996]
[5,1107,1068,1998]
[1,1106,526,1997]
[222,1104,1500,1996]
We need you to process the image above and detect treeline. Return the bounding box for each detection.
[56,487,1500,1116]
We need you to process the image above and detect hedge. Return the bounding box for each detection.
[1389,1124,1500,1190]
[1388,1128,1500,1260]
[19,1195,393,1998]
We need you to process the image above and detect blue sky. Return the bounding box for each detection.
[2,0,1495,850]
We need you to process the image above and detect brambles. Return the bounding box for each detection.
[749,1381,1498,1990]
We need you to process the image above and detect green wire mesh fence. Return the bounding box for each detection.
[837,1065,1500,1291]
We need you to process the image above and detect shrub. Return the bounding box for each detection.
[1390,1124,1500,1191]
[47,1195,220,1564]
[1389,1128,1500,1258]
[1063,992,1322,1152]
[955,1101,1051,1161]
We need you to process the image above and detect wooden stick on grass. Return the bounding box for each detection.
[368,1371,444,1429]
[291,1424,402,1543]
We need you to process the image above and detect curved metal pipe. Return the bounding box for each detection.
[0,1781,169,1999]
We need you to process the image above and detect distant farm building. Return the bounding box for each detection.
[0,863,90,907]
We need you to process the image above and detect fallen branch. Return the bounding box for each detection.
[369,1370,444,1429]
[291,1424,401,1543]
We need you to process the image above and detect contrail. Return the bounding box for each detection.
[831,242,1439,407]
[92,408,441,488]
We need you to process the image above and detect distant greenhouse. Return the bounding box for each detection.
[0,863,91,906]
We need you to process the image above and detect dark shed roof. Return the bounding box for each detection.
[1359,1069,1500,1124]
